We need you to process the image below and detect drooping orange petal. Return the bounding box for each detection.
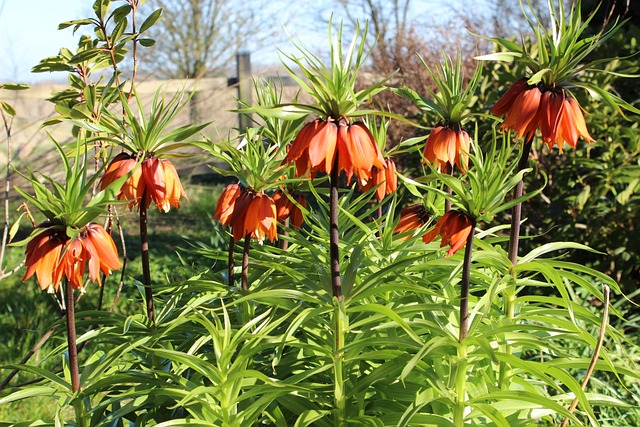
[348,122,385,172]
[509,86,542,139]
[120,162,145,210]
[159,160,186,212]
[142,157,166,211]
[62,238,86,290]
[422,212,449,244]
[214,183,242,226]
[100,152,135,193]
[86,223,121,276]
[23,228,67,292]
[336,125,354,182]
[290,194,306,228]
[273,190,293,222]
[567,97,594,144]
[558,98,580,150]
[492,78,529,116]
[285,120,321,164]
[361,166,386,201]
[230,190,253,241]
[423,126,441,167]
[394,204,429,238]
[384,159,397,194]
[455,130,471,172]
[308,120,338,173]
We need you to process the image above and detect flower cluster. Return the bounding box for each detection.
[213,183,279,243]
[273,189,306,228]
[361,158,398,201]
[492,79,594,150]
[100,153,187,212]
[394,207,473,256]
[423,126,471,172]
[23,223,121,292]
[422,210,473,257]
[285,119,385,184]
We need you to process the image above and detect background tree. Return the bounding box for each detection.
[141,0,286,79]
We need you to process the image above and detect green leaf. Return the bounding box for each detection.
[138,38,156,47]
[0,101,16,116]
[140,8,162,33]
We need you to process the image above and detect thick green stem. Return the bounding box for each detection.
[330,157,341,301]
[65,279,80,392]
[453,343,468,426]
[333,300,346,426]
[498,288,516,390]
[140,191,154,323]
[459,221,475,342]
[241,233,250,291]
[228,236,235,286]
[507,137,533,266]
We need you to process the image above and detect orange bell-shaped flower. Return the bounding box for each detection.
[393,204,430,238]
[23,227,68,293]
[273,189,306,228]
[361,158,397,201]
[243,192,278,243]
[142,157,187,213]
[422,210,473,257]
[285,119,385,183]
[424,126,470,172]
[214,183,243,227]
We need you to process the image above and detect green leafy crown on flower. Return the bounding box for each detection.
[279,19,390,121]
[476,0,640,115]
[395,51,482,126]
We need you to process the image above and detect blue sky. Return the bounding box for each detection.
[0,0,458,84]
[0,0,86,83]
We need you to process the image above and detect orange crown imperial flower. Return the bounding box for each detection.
[100,155,187,212]
[424,126,471,172]
[492,80,594,150]
[393,204,430,238]
[23,227,68,293]
[214,185,278,243]
[24,223,121,292]
[361,158,398,201]
[422,210,473,257]
[284,119,385,184]
[273,189,306,228]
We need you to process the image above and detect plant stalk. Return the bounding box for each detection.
[228,236,235,285]
[453,343,468,426]
[330,156,342,301]
[65,279,80,392]
[0,111,13,275]
[241,233,250,291]
[333,300,346,426]
[507,137,533,266]
[498,287,516,390]
[459,220,475,342]
[140,191,154,323]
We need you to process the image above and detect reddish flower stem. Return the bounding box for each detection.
[445,164,453,213]
[281,218,290,251]
[242,233,250,291]
[507,137,533,266]
[65,279,80,392]
[330,156,342,301]
[140,191,155,323]
[459,220,475,342]
[228,236,235,285]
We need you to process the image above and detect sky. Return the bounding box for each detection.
[0,0,459,84]
[0,0,86,83]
